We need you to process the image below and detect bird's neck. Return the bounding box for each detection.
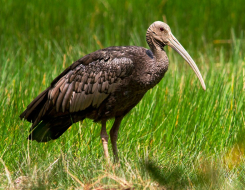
[153,47,165,59]
[152,46,169,69]
[146,35,169,68]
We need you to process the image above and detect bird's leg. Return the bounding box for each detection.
[110,116,123,162]
[100,120,110,161]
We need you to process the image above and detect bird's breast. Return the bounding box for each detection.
[130,50,169,90]
[133,64,168,90]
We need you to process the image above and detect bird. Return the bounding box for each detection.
[20,21,206,162]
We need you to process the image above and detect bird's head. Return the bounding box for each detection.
[146,21,172,49]
[146,21,206,91]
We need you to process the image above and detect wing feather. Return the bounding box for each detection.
[56,83,69,112]
[51,88,59,105]
[83,94,94,108]
[69,91,76,112]
[75,81,79,91]
[73,93,82,112]
[49,78,65,96]
[92,82,98,93]
[62,81,74,112]
[102,81,109,92]
[77,82,84,93]
[94,72,102,83]
[78,91,87,111]
[92,92,108,107]
[48,53,134,114]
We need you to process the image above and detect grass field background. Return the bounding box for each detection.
[1,0,245,189]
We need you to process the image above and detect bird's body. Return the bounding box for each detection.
[21,46,168,140]
[20,21,206,161]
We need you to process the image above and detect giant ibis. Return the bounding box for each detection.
[20,21,206,162]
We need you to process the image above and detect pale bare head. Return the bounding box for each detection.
[146,21,206,91]
[147,21,171,46]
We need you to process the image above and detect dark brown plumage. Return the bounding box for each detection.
[20,21,206,161]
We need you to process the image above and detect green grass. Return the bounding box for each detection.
[1,0,245,189]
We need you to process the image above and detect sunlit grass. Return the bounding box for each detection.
[1,0,245,189]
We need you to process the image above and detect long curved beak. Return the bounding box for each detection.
[167,33,206,91]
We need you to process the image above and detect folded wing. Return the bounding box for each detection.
[49,57,134,113]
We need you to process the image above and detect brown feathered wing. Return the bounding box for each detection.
[20,49,134,142]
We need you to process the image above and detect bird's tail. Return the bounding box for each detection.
[20,87,51,124]
[28,115,79,142]
[20,87,86,142]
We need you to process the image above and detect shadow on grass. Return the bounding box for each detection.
[143,160,189,189]
[143,159,222,189]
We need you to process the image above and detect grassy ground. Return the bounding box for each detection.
[1,0,245,189]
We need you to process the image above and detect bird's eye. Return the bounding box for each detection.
[160,27,164,31]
